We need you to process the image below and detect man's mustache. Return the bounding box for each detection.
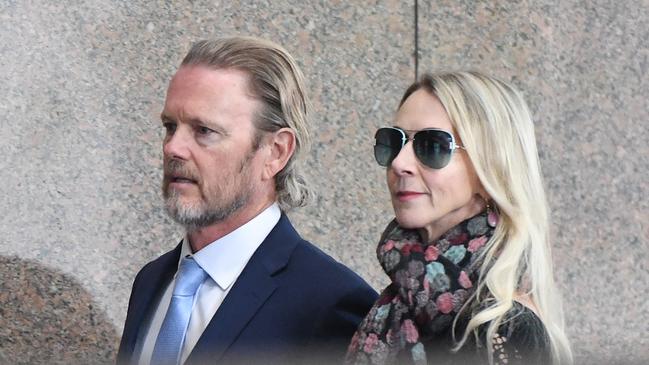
[163,159,199,182]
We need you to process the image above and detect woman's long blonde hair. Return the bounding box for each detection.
[399,71,572,364]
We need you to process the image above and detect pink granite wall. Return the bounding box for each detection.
[1,1,646,364]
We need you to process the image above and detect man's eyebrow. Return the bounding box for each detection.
[159,114,228,135]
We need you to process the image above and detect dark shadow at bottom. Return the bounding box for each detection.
[0,255,119,365]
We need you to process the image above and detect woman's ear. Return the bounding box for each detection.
[262,128,296,181]
[476,185,491,210]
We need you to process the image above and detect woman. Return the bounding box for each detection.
[346,72,572,365]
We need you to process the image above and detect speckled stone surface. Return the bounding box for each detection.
[0,0,410,362]
[0,256,118,364]
[418,1,648,364]
[1,0,647,364]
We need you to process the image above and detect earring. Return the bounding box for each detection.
[485,199,499,228]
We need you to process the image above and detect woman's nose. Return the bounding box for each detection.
[390,142,416,176]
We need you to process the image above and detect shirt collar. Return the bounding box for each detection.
[179,203,281,290]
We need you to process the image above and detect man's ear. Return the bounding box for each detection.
[262,128,296,180]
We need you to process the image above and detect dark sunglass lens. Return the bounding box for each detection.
[414,130,453,169]
[374,128,403,167]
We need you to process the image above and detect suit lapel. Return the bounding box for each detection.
[187,259,278,362]
[118,243,182,364]
[186,214,300,363]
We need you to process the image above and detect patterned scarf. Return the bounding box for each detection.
[346,212,495,365]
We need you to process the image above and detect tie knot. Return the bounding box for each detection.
[172,256,208,297]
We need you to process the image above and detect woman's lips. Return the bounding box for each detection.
[396,191,425,202]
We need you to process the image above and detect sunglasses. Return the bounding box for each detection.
[373,127,465,169]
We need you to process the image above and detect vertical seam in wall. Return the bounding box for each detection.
[414,0,419,81]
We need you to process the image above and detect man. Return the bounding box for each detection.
[117,37,377,365]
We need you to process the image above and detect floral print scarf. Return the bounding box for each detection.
[346,212,495,365]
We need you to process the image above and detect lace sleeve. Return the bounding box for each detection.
[491,331,523,365]
[489,304,551,365]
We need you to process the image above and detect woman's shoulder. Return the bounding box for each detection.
[424,301,551,365]
[487,301,551,365]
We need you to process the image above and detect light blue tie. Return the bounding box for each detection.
[151,256,208,365]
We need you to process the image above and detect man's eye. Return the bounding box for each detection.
[197,126,215,135]
[163,122,176,134]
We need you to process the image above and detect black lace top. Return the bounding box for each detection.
[419,302,551,365]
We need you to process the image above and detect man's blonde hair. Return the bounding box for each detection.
[181,36,312,211]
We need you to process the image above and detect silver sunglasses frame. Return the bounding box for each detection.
[374,126,465,168]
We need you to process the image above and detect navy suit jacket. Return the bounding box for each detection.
[117,214,378,364]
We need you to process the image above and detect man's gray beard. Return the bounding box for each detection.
[164,190,248,231]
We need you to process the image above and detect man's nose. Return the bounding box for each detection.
[163,127,192,161]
